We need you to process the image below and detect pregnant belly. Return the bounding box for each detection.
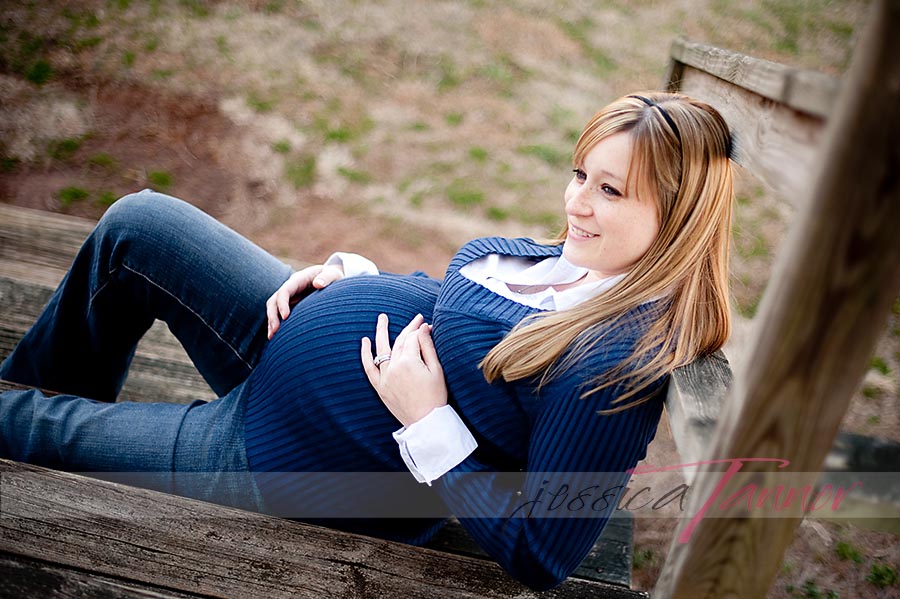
[244,273,442,474]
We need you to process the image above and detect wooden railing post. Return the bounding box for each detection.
[653,1,900,597]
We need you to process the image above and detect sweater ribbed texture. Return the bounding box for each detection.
[243,237,666,589]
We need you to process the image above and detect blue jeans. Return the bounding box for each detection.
[0,190,292,509]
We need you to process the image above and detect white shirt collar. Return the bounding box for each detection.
[460,253,626,311]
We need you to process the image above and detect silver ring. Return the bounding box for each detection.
[373,354,392,368]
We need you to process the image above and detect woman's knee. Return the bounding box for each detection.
[93,190,208,256]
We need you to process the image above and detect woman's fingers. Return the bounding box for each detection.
[266,263,350,339]
[417,324,442,372]
[374,313,392,357]
[360,336,379,385]
[312,264,344,289]
[394,314,424,357]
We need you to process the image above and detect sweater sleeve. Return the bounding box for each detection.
[432,366,665,590]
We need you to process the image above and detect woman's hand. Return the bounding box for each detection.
[266,264,344,339]
[361,314,448,427]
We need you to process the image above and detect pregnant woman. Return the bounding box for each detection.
[0,92,734,590]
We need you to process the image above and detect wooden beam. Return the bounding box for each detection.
[0,458,644,599]
[663,351,732,480]
[668,38,839,118]
[654,1,900,597]
[664,39,833,209]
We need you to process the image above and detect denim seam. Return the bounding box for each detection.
[114,262,254,372]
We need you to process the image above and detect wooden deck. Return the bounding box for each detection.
[0,203,645,598]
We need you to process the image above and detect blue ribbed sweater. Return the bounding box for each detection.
[244,237,666,590]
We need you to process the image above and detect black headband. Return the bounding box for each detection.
[630,94,735,160]
[630,94,682,145]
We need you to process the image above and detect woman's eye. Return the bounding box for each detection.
[601,184,622,197]
[573,168,587,182]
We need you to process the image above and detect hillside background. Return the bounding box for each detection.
[1,1,897,597]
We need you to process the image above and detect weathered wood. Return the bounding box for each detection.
[666,41,832,209]
[0,458,645,599]
[0,553,203,599]
[655,2,900,597]
[664,350,732,480]
[427,514,636,588]
[667,37,839,118]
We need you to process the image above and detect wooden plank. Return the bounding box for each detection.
[664,351,732,480]
[654,2,900,597]
[668,37,839,118]
[0,458,645,599]
[427,514,635,588]
[675,65,828,209]
[0,552,203,599]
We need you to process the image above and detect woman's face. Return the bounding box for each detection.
[562,131,660,279]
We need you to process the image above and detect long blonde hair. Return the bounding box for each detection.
[481,92,734,412]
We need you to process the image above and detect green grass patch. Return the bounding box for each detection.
[144,36,159,52]
[247,93,274,113]
[867,415,881,426]
[272,140,291,154]
[147,170,173,189]
[446,179,484,208]
[122,50,135,67]
[867,563,897,589]
[786,579,838,599]
[152,69,174,80]
[179,0,211,18]
[835,541,863,564]
[88,153,117,170]
[632,548,655,570]
[48,138,83,161]
[445,112,464,127]
[468,146,488,162]
[96,190,118,206]
[409,121,429,132]
[870,356,890,375]
[1,157,20,173]
[862,385,882,400]
[285,155,316,188]
[337,166,371,184]
[58,186,90,206]
[485,206,509,222]
[25,60,53,85]
[519,144,568,168]
[437,57,462,92]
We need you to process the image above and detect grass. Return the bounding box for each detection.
[88,153,117,170]
[446,179,484,208]
[58,186,90,206]
[147,170,173,189]
[632,548,655,570]
[272,140,291,154]
[870,356,890,375]
[867,563,898,589]
[518,144,569,168]
[48,138,83,161]
[468,147,489,162]
[285,155,316,188]
[337,167,371,184]
[834,541,863,564]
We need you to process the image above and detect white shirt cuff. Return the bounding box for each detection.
[324,252,379,278]
[392,405,478,485]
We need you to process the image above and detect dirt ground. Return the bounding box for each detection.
[1,1,897,597]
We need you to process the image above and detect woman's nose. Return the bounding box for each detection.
[565,189,592,216]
